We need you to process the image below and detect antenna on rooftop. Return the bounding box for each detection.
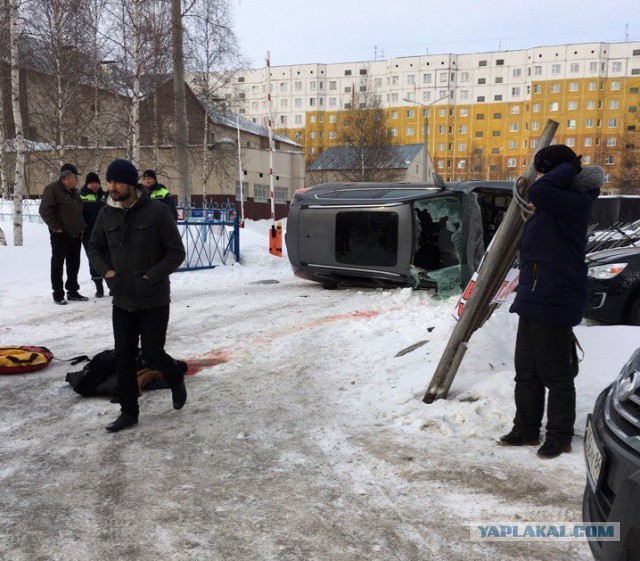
[625,23,629,41]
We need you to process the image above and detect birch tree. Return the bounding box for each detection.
[10,0,25,245]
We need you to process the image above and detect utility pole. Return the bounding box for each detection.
[171,0,191,206]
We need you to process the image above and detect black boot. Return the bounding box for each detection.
[537,438,572,459]
[106,413,138,432]
[171,360,188,410]
[498,428,540,446]
[94,280,104,298]
[67,292,89,302]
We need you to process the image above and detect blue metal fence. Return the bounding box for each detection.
[177,201,240,271]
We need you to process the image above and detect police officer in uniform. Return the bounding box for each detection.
[141,169,178,221]
[80,172,107,297]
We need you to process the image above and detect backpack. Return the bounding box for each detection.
[66,349,169,397]
[0,346,54,375]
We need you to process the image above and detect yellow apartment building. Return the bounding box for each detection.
[213,42,640,190]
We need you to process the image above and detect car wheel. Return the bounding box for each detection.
[322,281,338,290]
[627,296,640,326]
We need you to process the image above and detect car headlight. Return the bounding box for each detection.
[587,263,628,279]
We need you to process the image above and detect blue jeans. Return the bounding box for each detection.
[112,304,183,417]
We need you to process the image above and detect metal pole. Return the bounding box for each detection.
[266,50,275,224]
[423,119,559,403]
[236,115,244,226]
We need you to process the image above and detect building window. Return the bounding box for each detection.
[234,181,248,201]
[567,119,576,129]
[568,101,578,110]
[585,118,594,128]
[479,60,487,66]
[294,132,302,140]
[583,137,593,147]
[493,112,502,119]
[391,93,399,102]
[344,69,352,76]
[533,103,541,112]
[549,102,559,111]
[605,156,615,165]
[309,98,315,106]
[406,126,415,136]
[374,77,383,87]
[587,100,595,110]
[458,143,466,152]
[391,110,398,119]
[508,141,517,149]
[570,63,580,73]
[608,118,618,128]
[391,127,398,137]
[551,63,561,74]
[512,87,520,96]
[609,100,619,109]
[460,108,469,117]
[606,137,616,147]
[310,81,316,90]
[589,62,598,72]
[309,132,315,139]
[568,82,578,92]
[492,130,501,137]
[280,99,288,108]
[274,187,288,204]
[438,108,447,117]
[550,83,560,93]
[329,131,336,140]
[407,74,415,85]
[476,113,484,120]
[612,61,622,72]
[588,81,596,91]
[253,184,269,202]
[294,114,302,125]
[460,71,469,82]
[438,125,446,134]
[566,137,575,147]
[391,75,399,85]
[495,77,504,84]
[478,78,486,85]
[531,121,540,131]
[510,105,520,114]
[329,114,337,123]
[496,59,504,66]
[582,155,591,164]
[494,95,503,101]
[439,73,448,83]
[423,73,432,83]
[513,68,522,78]
[611,81,621,91]
[533,84,541,94]
[507,158,516,168]
[309,115,316,123]
[437,143,445,151]
[329,97,337,107]
[459,125,467,134]
[407,109,415,118]
[459,90,469,100]
[632,69,640,76]
[475,131,484,138]
[509,123,519,132]
[534,65,542,75]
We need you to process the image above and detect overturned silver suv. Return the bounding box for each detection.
[284,179,512,292]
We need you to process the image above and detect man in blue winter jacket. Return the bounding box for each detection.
[499,144,602,459]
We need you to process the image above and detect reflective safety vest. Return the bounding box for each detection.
[80,193,99,202]
[150,187,170,199]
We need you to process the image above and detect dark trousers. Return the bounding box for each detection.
[50,232,81,298]
[112,304,183,418]
[81,234,100,280]
[513,316,577,442]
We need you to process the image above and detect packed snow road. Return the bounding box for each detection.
[1,221,627,560]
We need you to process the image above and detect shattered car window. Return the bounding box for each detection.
[335,211,399,267]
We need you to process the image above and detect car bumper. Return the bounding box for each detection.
[584,280,629,323]
[582,388,640,560]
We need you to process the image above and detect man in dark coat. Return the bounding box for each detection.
[80,172,106,297]
[39,163,88,305]
[499,145,602,459]
[141,169,178,221]
[89,159,187,432]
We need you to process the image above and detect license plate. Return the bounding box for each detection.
[585,419,602,488]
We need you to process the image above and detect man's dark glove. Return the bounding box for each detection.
[570,155,583,174]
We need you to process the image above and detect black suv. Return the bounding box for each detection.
[584,246,640,325]
[583,347,640,560]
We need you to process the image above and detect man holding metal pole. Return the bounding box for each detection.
[499,145,602,459]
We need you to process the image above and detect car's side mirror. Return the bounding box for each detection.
[433,173,445,189]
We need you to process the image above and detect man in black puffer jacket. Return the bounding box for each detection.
[89,159,187,432]
[499,145,602,459]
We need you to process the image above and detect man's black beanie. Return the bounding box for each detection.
[106,159,138,187]
[534,145,578,174]
[85,172,101,184]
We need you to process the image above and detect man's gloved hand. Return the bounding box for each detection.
[570,154,583,174]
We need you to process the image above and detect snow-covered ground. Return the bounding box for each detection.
[1,218,637,561]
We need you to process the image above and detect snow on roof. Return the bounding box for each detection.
[307,144,423,171]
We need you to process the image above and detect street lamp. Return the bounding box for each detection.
[402,94,449,183]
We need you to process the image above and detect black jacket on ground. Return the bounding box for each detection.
[88,188,186,311]
[39,179,86,237]
[148,183,178,221]
[80,185,106,237]
[510,163,601,326]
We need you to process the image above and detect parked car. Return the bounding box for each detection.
[583,347,640,560]
[584,246,640,326]
[284,179,512,291]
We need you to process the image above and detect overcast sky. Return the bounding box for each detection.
[233,0,640,68]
